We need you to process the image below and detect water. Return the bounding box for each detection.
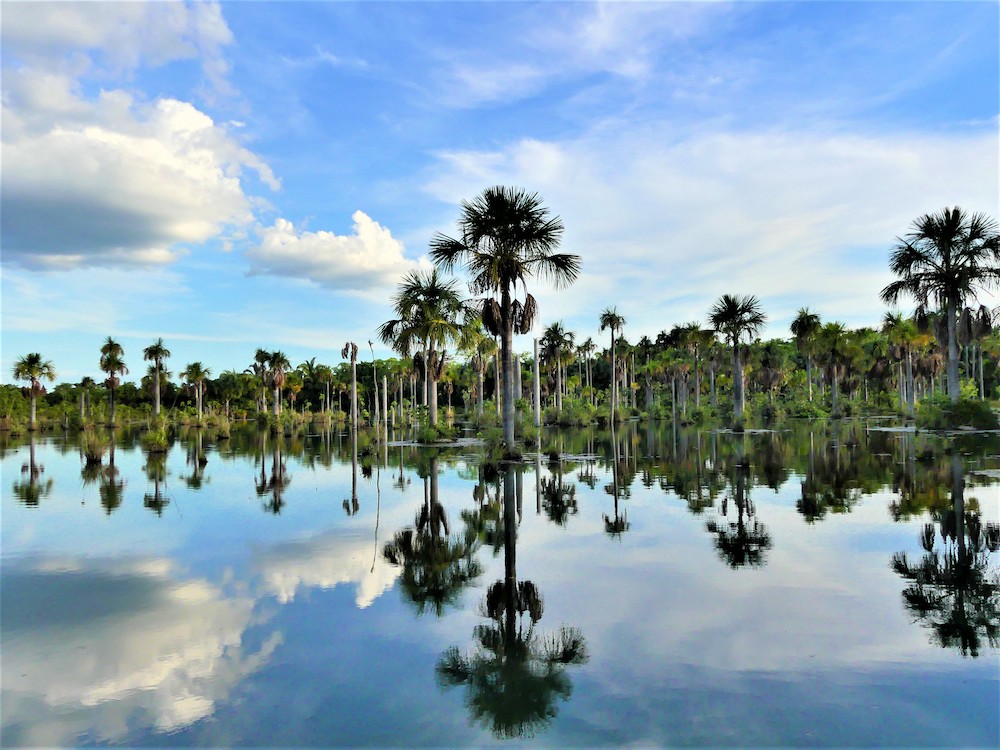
[2,420,998,747]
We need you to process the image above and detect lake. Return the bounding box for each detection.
[2,419,998,747]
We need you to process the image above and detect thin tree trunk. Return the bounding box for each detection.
[501,295,516,447]
[806,354,813,401]
[732,345,744,420]
[905,349,915,418]
[610,334,617,422]
[947,299,960,403]
[153,367,161,416]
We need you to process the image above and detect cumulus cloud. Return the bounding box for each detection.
[252,527,400,609]
[0,1,235,96]
[1,557,279,746]
[425,127,998,337]
[246,212,431,292]
[1,73,277,270]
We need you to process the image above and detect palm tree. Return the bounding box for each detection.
[267,351,291,417]
[99,337,128,426]
[142,338,171,416]
[790,307,822,401]
[580,336,597,405]
[378,269,465,428]
[679,323,713,408]
[882,312,919,417]
[708,295,766,422]
[430,186,579,450]
[78,376,95,420]
[12,353,56,430]
[250,348,270,412]
[341,342,359,428]
[182,362,211,419]
[881,207,1000,403]
[816,322,855,417]
[599,307,627,422]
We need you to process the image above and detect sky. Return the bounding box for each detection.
[1,0,998,385]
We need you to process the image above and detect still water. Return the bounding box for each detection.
[2,420,998,747]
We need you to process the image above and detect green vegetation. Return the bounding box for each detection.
[6,204,998,435]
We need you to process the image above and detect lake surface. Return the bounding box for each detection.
[2,420,998,747]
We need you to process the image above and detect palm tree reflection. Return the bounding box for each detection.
[891,453,999,657]
[143,450,170,516]
[12,434,53,507]
[705,459,771,568]
[255,433,291,514]
[437,465,588,739]
[383,454,482,616]
[603,424,629,538]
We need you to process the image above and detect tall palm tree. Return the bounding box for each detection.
[78,376,95,420]
[708,294,766,422]
[142,338,171,416]
[430,186,579,449]
[341,342,359,429]
[12,353,56,430]
[882,312,919,417]
[378,269,465,428]
[99,337,128,426]
[881,207,1000,403]
[599,307,626,422]
[679,323,713,408]
[182,362,211,419]
[816,322,855,417]
[790,307,822,401]
[250,348,270,412]
[267,351,291,417]
[580,337,597,405]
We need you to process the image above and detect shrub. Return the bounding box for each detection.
[916,396,999,430]
[81,430,109,464]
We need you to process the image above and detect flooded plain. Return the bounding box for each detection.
[2,420,998,747]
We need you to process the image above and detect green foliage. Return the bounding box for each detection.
[542,398,597,427]
[916,396,999,430]
[417,423,458,444]
[81,430,109,464]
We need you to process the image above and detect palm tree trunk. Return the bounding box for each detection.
[273,385,281,417]
[905,349,915,418]
[556,360,563,413]
[501,307,516,448]
[29,392,37,431]
[429,371,439,427]
[694,352,701,408]
[153,367,161,416]
[832,366,840,417]
[477,367,484,416]
[610,334,617,422]
[351,360,358,429]
[109,387,116,426]
[806,354,813,401]
[495,352,501,418]
[947,299,961,403]
[977,344,985,399]
[710,367,717,409]
[732,345,744,420]
[897,360,905,413]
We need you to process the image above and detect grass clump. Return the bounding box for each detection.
[81,430,109,464]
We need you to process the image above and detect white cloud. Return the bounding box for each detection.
[1,72,277,270]
[425,127,998,338]
[1,557,279,746]
[253,527,401,609]
[246,212,431,292]
[0,1,235,96]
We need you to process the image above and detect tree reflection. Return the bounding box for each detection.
[437,465,588,739]
[143,450,170,516]
[255,433,290,514]
[12,435,52,507]
[181,429,209,490]
[81,437,125,515]
[603,424,630,538]
[541,454,577,526]
[706,460,771,568]
[891,454,999,657]
[383,454,482,616]
[344,429,359,516]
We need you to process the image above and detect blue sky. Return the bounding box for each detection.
[2,0,998,384]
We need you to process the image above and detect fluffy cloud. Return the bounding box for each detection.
[1,557,279,746]
[252,527,401,609]
[1,72,277,270]
[0,1,234,95]
[246,212,431,292]
[425,127,998,336]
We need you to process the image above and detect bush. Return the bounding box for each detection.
[81,430,109,464]
[417,423,457,444]
[916,396,999,430]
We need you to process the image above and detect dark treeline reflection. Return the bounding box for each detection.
[892,453,1000,658]
[435,465,588,739]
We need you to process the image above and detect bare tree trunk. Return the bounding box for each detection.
[947,299,960,403]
